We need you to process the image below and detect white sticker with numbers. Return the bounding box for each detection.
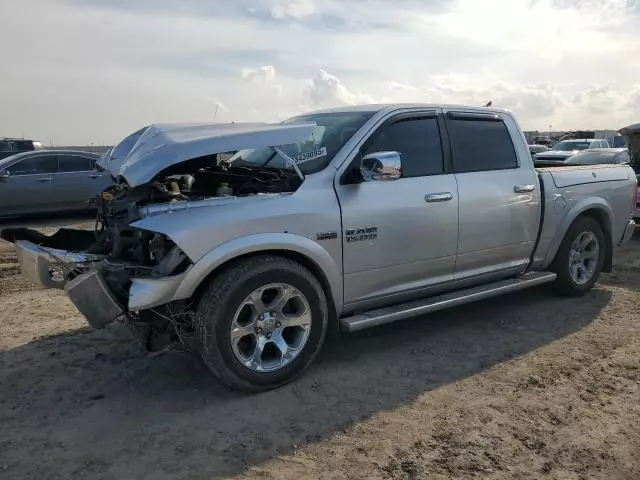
[293,147,327,163]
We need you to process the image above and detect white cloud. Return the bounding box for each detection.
[626,86,640,112]
[0,0,639,144]
[305,70,376,108]
[270,0,316,19]
[240,65,276,83]
[423,74,564,121]
[564,83,640,128]
[572,85,625,115]
[384,82,419,93]
[271,84,284,97]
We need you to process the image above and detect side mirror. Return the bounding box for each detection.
[361,151,402,181]
[0,170,10,179]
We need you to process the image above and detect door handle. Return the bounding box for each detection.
[88,175,100,179]
[36,178,52,183]
[425,192,454,203]
[514,184,536,193]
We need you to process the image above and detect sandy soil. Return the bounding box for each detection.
[1,217,639,480]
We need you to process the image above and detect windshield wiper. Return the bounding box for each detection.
[270,147,304,181]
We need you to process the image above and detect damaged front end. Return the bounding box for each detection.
[3,190,196,350]
[4,170,291,352]
[3,121,316,352]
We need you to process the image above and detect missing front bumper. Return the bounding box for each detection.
[15,240,121,328]
[65,270,125,329]
[15,240,103,289]
[14,239,191,328]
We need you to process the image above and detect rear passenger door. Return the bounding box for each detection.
[444,111,540,280]
[53,154,104,209]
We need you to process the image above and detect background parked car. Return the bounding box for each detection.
[563,148,630,166]
[529,144,550,156]
[533,135,552,145]
[0,150,113,217]
[0,138,43,161]
[533,138,610,165]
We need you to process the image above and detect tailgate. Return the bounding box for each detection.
[547,165,630,188]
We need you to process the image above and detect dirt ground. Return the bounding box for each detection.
[1,216,639,480]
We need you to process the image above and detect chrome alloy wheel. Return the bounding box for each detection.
[569,231,599,285]
[229,283,312,372]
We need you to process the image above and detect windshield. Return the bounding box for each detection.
[552,140,591,151]
[227,111,375,175]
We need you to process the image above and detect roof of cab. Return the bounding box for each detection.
[304,103,510,115]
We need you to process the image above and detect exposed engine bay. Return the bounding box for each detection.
[88,154,302,261]
[1,154,303,352]
[4,153,302,258]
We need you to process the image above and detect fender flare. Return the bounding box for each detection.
[172,233,343,315]
[543,197,614,268]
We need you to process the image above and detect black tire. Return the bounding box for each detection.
[551,216,605,296]
[195,255,328,392]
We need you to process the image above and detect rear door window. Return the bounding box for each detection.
[58,155,91,172]
[447,116,518,173]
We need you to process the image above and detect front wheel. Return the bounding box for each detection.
[195,256,328,392]
[551,216,605,296]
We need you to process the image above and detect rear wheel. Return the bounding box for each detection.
[551,216,605,296]
[195,256,328,392]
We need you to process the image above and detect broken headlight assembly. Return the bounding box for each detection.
[107,227,192,278]
[145,232,192,277]
[98,226,192,298]
[90,228,192,314]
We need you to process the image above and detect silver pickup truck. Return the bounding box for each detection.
[4,104,637,391]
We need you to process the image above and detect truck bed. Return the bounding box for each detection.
[531,164,637,271]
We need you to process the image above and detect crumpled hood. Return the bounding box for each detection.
[98,121,316,187]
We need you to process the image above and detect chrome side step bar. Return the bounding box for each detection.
[340,271,557,333]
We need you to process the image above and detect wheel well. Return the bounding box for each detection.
[190,250,340,333]
[577,209,613,273]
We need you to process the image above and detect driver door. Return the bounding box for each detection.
[0,154,57,215]
[335,111,459,312]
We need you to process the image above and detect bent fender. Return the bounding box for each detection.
[171,232,343,315]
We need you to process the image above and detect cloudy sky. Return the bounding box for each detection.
[1,0,639,145]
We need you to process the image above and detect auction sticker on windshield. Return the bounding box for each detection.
[294,147,327,163]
